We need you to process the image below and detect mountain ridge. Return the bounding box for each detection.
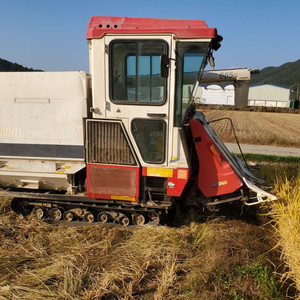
[251,59,300,95]
[0,58,41,72]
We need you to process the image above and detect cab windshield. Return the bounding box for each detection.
[174,42,210,126]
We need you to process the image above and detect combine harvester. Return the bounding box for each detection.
[0,17,276,225]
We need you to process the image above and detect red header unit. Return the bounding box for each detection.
[86,16,218,40]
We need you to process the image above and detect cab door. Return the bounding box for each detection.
[104,36,172,168]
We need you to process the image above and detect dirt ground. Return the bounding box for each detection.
[202,110,300,148]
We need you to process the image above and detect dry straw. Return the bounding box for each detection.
[269,176,300,294]
[0,208,282,299]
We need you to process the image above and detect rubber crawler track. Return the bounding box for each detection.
[10,196,164,226]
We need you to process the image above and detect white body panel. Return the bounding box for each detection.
[0,71,89,191]
[0,71,87,146]
[199,84,235,105]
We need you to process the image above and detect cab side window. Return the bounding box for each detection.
[131,118,166,164]
[110,40,167,104]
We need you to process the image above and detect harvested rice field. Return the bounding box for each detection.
[202,110,300,147]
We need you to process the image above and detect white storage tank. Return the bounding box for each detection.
[0,71,89,191]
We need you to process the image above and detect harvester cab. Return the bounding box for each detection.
[85,16,276,207]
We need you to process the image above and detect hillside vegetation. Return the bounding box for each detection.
[251,59,300,96]
[0,58,40,72]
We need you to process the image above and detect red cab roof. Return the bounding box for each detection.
[87,16,218,40]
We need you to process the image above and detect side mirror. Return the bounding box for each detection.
[160,54,169,78]
[208,54,215,68]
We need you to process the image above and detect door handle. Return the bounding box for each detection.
[147,113,166,118]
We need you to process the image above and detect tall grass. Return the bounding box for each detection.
[269,177,300,293]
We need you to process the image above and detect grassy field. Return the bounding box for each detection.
[202,110,300,147]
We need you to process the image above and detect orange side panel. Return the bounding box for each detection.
[189,119,243,197]
[86,163,139,202]
[167,168,189,197]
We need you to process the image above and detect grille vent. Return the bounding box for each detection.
[87,120,136,165]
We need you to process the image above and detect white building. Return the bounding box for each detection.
[248,84,291,107]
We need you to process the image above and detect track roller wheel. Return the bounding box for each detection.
[50,208,63,220]
[11,198,26,216]
[119,215,130,227]
[83,212,95,223]
[63,210,74,222]
[32,206,44,220]
[132,213,146,226]
[147,211,160,225]
[97,212,109,223]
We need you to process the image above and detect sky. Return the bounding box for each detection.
[0,0,299,72]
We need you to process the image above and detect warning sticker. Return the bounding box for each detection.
[210,180,228,188]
